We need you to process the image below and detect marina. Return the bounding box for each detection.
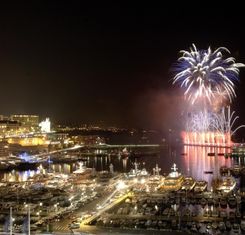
[0,144,244,234]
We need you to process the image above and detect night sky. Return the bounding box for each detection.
[0,3,244,130]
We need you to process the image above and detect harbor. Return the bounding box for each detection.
[0,144,244,234]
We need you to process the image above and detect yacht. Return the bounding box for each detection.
[230,165,241,177]
[126,162,149,178]
[216,177,236,193]
[193,181,207,193]
[73,162,91,175]
[181,177,196,191]
[228,195,237,208]
[161,163,184,191]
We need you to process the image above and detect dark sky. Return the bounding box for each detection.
[0,3,244,129]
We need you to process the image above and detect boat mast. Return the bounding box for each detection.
[28,205,30,235]
[10,207,12,235]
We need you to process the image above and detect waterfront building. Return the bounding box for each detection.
[0,120,22,137]
[10,114,39,132]
[8,136,50,153]
[39,118,51,133]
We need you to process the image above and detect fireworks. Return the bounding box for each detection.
[173,44,244,146]
[173,44,244,104]
[184,107,245,146]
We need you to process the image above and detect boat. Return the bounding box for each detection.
[73,162,92,175]
[228,195,237,208]
[181,177,196,191]
[193,181,207,193]
[230,165,241,177]
[236,210,241,218]
[126,162,149,178]
[232,224,240,234]
[204,170,213,174]
[216,177,236,193]
[218,222,226,231]
[218,153,224,156]
[97,171,112,182]
[161,163,184,191]
[200,198,207,207]
[241,220,245,231]
[120,148,130,159]
[220,166,229,175]
[225,221,231,231]
[220,197,227,208]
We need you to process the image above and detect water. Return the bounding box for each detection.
[0,145,235,187]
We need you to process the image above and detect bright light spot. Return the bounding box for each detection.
[117,180,126,190]
[140,178,146,184]
[39,118,51,133]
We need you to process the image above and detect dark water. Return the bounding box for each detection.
[0,145,236,189]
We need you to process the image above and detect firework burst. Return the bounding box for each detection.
[173,44,244,105]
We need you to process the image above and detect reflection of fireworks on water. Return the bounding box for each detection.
[183,145,231,187]
[183,106,245,146]
[173,44,244,146]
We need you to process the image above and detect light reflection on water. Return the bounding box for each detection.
[182,146,232,188]
[0,146,235,183]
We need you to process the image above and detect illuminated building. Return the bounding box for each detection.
[10,114,39,132]
[0,115,9,121]
[8,137,49,147]
[8,136,50,153]
[0,120,21,137]
[39,118,51,133]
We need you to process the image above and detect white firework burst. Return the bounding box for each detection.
[173,44,244,104]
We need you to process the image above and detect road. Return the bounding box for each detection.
[51,175,131,232]
[82,191,133,226]
[51,191,112,232]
